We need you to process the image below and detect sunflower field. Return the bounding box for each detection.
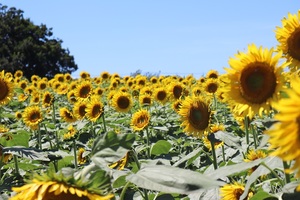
[1,9,300,200]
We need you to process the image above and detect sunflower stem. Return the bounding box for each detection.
[13,155,19,175]
[131,150,141,170]
[244,116,250,145]
[145,127,151,159]
[283,161,291,184]
[102,112,107,133]
[52,100,59,150]
[120,181,131,200]
[222,145,226,162]
[37,124,42,150]
[250,124,257,149]
[210,140,218,170]
[261,162,284,187]
[73,139,78,169]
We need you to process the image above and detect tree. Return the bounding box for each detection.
[0,4,78,79]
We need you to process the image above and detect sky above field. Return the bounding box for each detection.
[1,1,299,78]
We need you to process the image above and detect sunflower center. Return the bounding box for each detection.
[137,116,148,128]
[240,62,276,104]
[188,102,210,130]
[173,85,183,99]
[157,91,167,100]
[92,105,101,117]
[142,97,151,104]
[207,83,218,93]
[30,112,41,122]
[79,85,91,98]
[0,79,9,101]
[117,97,130,109]
[234,188,244,199]
[288,27,300,61]
[79,105,87,117]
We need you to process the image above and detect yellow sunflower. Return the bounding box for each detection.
[42,91,54,108]
[60,107,77,123]
[15,111,22,120]
[139,93,152,107]
[100,71,110,81]
[150,76,158,84]
[220,182,253,200]
[265,75,300,179]
[14,70,23,78]
[109,151,129,170]
[131,109,150,131]
[75,81,93,100]
[178,96,211,138]
[10,170,114,200]
[77,148,87,165]
[204,78,219,95]
[203,124,225,151]
[275,9,300,71]
[18,80,28,90]
[154,87,169,105]
[63,125,77,141]
[85,96,104,122]
[244,149,267,175]
[23,106,43,130]
[111,91,133,113]
[73,100,88,120]
[0,71,14,106]
[172,99,182,113]
[206,70,219,79]
[37,79,48,90]
[222,44,288,119]
[67,90,77,104]
[64,73,72,82]
[80,71,90,80]
[30,92,40,105]
[168,82,185,100]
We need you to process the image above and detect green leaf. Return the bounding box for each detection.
[173,147,202,167]
[3,146,50,161]
[151,140,172,156]
[113,175,127,188]
[0,130,30,147]
[250,190,277,200]
[126,165,222,195]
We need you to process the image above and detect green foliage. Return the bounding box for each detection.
[0,4,78,79]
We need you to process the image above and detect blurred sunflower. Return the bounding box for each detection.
[77,147,87,165]
[75,81,93,100]
[80,71,90,80]
[15,111,22,120]
[54,73,65,82]
[85,96,104,122]
[64,73,72,82]
[150,76,158,84]
[94,87,104,96]
[139,93,152,107]
[206,70,219,79]
[18,80,28,90]
[198,77,206,84]
[37,79,48,90]
[0,71,14,106]
[31,75,40,82]
[111,92,133,113]
[23,106,43,130]
[154,87,168,105]
[30,92,40,105]
[63,125,77,141]
[172,99,182,113]
[244,149,267,174]
[222,44,288,119]
[131,109,150,131]
[203,124,225,151]
[191,86,202,97]
[10,169,114,200]
[18,93,28,102]
[204,78,219,95]
[73,100,88,120]
[67,90,77,104]
[169,82,184,100]
[266,75,300,178]
[109,151,129,170]
[14,70,23,78]
[60,107,77,123]
[100,71,110,81]
[42,91,54,108]
[275,9,300,71]
[220,182,253,200]
[178,96,211,138]
[56,83,69,95]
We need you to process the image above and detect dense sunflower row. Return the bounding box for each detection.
[0,8,299,200]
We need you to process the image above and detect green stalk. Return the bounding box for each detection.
[261,162,284,187]
[145,127,151,159]
[102,112,107,133]
[210,140,218,170]
[283,161,291,184]
[250,124,257,149]
[52,100,59,150]
[222,145,226,162]
[73,139,78,169]
[37,124,42,150]
[244,116,250,145]
[120,181,131,200]
[13,155,19,175]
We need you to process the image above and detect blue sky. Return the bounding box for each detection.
[1,1,299,78]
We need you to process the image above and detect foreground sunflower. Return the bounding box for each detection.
[266,75,300,179]
[111,91,133,113]
[131,109,150,131]
[0,71,14,106]
[222,44,287,119]
[10,169,114,200]
[220,182,253,200]
[275,9,300,71]
[22,106,43,130]
[178,96,211,138]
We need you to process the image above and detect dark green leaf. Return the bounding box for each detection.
[151,140,172,156]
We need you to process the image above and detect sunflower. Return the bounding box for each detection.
[198,77,206,84]
[30,75,40,82]
[18,80,28,90]
[244,149,267,175]
[100,71,110,80]
[139,93,152,107]
[94,87,104,96]
[54,73,65,82]
[204,78,219,95]
[42,91,54,108]
[0,71,14,106]
[131,109,150,131]
[73,100,88,120]
[63,125,77,141]
[191,86,202,97]
[275,9,300,71]
[265,75,300,178]
[30,92,40,104]
[172,99,182,113]
[109,151,129,170]
[67,90,77,104]
[206,70,219,79]
[37,79,48,90]
[64,73,72,82]
[56,83,69,95]
[60,107,77,123]
[15,111,22,120]
[140,86,153,96]
[150,76,158,84]
[154,87,169,105]
[168,82,185,100]
[75,81,93,100]
[85,96,104,122]
[14,70,23,78]
[203,124,225,151]
[18,93,28,102]
[77,148,87,165]
[135,76,147,88]
[222,44,288,119]
[80,71,90,80]
[220,182,253,200]
[111,91,133,113]
[178,96,211,138]
[23,106,43,130]
[10,169,114,200]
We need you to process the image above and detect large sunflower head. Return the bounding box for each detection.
[178,96,211,138]
[85,96,104,122]
[75,81,93,100]
[73,100,88,120]
[222,44,288,119]
[10,168,114,200]
[265,74,300,178]
[111,91,133,113]
[0,71,14,106]
[22,106,43,130]
[275,9,300,71]
[131,109,150,131]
